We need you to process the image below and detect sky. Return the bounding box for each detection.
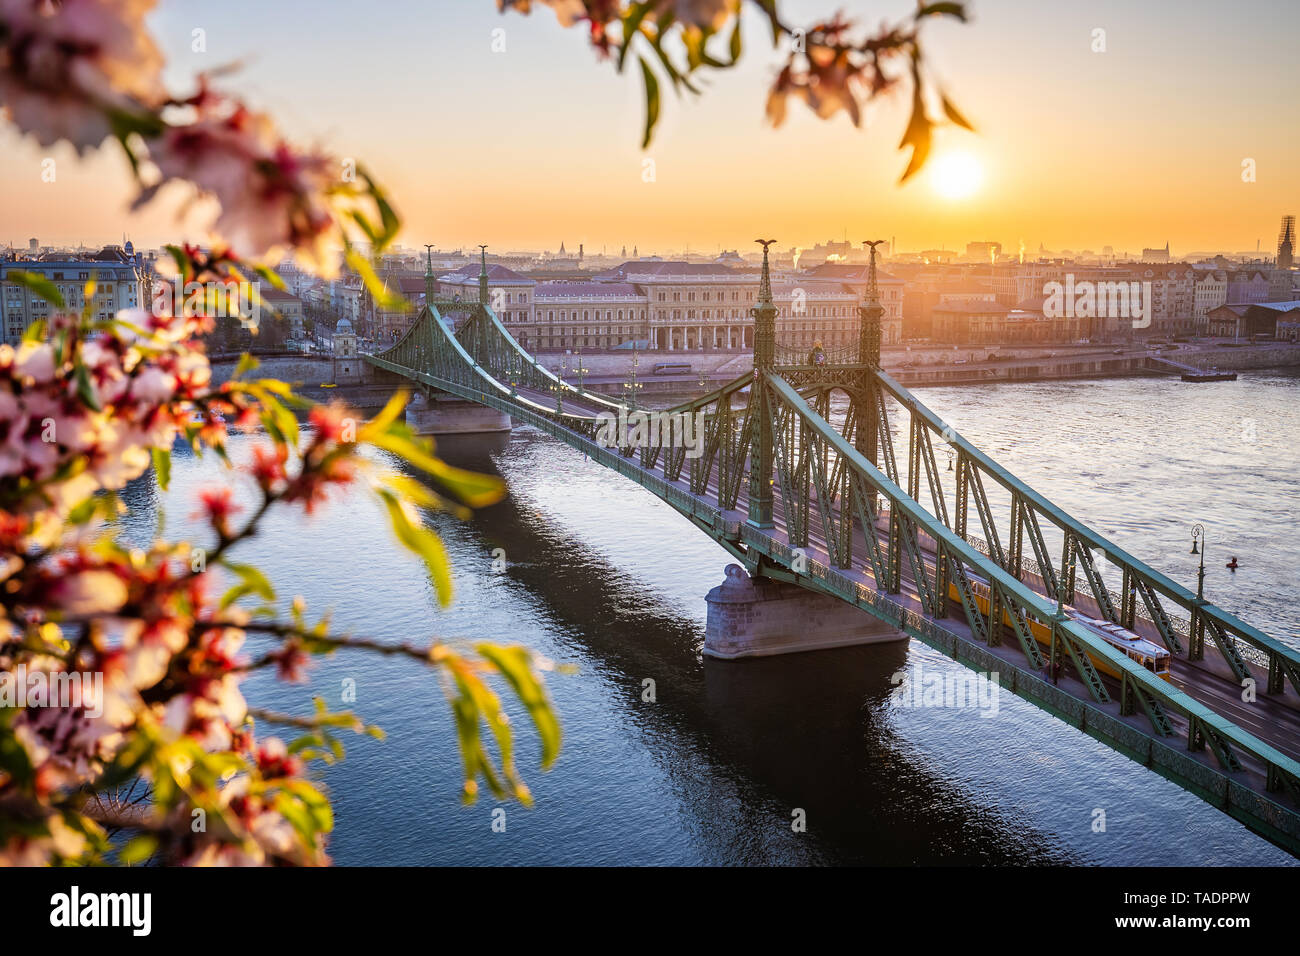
[2,0,1297,257]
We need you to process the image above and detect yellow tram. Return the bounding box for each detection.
[948,573,1172,681]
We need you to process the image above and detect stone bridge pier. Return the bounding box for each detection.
[704,564,906,659]
[405,390,511,435]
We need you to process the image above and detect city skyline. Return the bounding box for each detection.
[1,0,1297,256]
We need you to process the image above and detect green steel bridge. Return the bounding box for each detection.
[366,242,1300,858]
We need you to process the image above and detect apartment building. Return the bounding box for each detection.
[0,244,145,344]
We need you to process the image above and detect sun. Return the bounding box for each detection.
[930,150,983,200]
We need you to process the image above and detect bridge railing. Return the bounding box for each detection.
[952,530,1268,667]
[766,371,1300,803]
[871,367,1300,687]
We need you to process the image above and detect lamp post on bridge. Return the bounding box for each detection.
[553,374,565,416]
[1188,522,1208,660]
[1190,523,1207,602]
[573,348,589,395]
[622,346,643,410]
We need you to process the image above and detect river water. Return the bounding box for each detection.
[122,369,1300,865]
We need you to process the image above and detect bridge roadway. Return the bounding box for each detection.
[506,381,1300,775]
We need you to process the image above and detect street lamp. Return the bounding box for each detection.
[551,371,566,415]
[623,346,643,410]
[1190,523,1206,601]
[573,348,589,394]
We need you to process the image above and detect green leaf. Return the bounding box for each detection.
[119,834,158,865]
[6,270,64,309]
[219,560,276,606]
[81,277,98,323]
[360,388,409,438]
[151,446,172,491]
[447,658,526,803]
[897,70,932,184]
[638,56,661,149]
[380,491,453,605]
[74,362,102,412]
[940,92,975,132]
[617,2,655,72]
[917,2,968,21]
[367,429,505,508]
[249,262,288,292]
[358,166,402,249]
[728,19,742,64]
[450,696,486,803]
[274,791,320,844]
[281,778,334,833]
[345,248,408,312]
[477,644,561,769]
[65,496,100,526]
[233,353,261,380]
[266,393,300,448]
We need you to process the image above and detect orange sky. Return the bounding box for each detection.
[2,0,1297,258]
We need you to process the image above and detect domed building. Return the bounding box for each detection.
[332,317,360,384]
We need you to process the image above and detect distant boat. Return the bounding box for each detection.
[190,409,227,424]
[1181,369,1237,383]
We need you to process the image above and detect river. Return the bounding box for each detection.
[121,369,1300,865]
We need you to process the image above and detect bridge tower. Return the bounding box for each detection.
[747,239,778,529]
[477,244,491,360]
[857,240,886,468]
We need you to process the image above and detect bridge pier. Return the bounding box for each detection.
[405,391,511,435]
[704,564,907,659]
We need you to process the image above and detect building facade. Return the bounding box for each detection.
[432,260,903,354]
[0,245,145,344]
[261,288,305,340]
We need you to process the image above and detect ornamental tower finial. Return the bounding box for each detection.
[751,239,778,372]
[756,238,777,304]
[859,240,886,367]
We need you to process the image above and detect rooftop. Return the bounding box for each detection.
[598,261,759,280]
[440,263,532,283]
[535,281,642,298]
[933,299,1011,315]
[801,262,902,282]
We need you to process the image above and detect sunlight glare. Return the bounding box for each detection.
[930,151,983,200]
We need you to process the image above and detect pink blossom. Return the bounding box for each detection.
[0,0,166,153]
[50,569,128,616]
